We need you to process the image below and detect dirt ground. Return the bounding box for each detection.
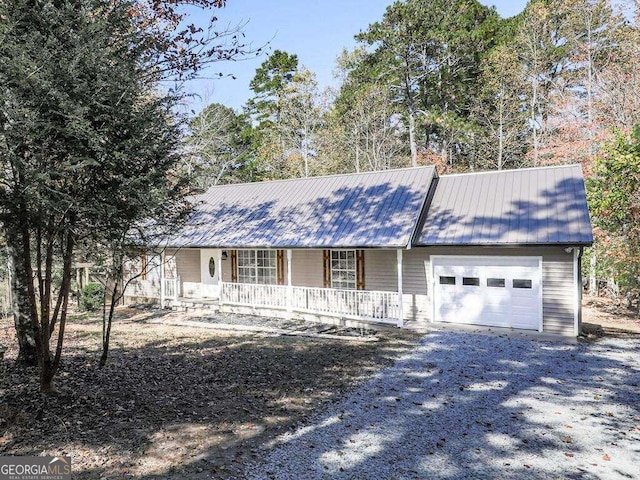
[1,298,637,479]
[0,309,420,479]
[582,294,640,338]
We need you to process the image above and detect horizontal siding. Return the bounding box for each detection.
[541,253,575,335]
[364,250,397,291]
[291,250,323,288]
[169,248,201,283]
[402,249,431,323]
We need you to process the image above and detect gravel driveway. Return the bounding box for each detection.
[244,332,640,480]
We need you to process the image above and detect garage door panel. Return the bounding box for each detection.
[433,256,541,331]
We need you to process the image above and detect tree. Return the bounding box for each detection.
[0,0,249,391]
[244,50,300,178]
[472,44,528,170]
[588,127,640,312]
[354,0,501,168]
[277,68,325,177]
[184,103,256,187]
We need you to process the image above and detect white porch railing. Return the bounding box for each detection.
[182,281,220,299]
[220,282,400,324]
[290,286,399,323]
[222,282,288,309]
[163,277,179,302]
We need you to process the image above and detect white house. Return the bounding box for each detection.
[125,164,593,336]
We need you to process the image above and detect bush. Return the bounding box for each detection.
[80,282,104,312]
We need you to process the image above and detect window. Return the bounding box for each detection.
[237,250,277,284]
[208,257,216,278]
[331,250,356,289]
[487,278,505,288]
[439,276,456,285]
[462,277,480,286]
[513,279,533,289]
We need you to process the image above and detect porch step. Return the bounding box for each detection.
[170,297,219,313]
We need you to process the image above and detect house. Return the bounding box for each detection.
[125,164,593,336]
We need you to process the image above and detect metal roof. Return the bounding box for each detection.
[166,166,437,249]
[416,164,593,246]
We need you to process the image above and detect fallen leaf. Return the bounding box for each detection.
[603,454,611,461]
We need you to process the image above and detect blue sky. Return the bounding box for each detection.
[183,0,528,113]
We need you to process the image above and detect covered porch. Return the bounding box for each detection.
[157,247,406,326]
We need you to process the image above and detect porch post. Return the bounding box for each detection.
[286,249,293,313]
[218,249,223,306]
[160,250,166,308]
[397,249,404,327]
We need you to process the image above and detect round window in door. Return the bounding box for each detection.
[208,257,216,278]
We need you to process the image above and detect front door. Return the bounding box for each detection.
[200,249,221,298]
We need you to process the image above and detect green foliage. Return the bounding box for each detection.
[247,50,299,127]
[588,127,640,304]
[80,282,105,312]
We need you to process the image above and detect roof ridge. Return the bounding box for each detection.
[201,166,436,191]
[440,164,581,179]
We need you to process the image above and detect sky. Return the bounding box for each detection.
[183,0,528,114]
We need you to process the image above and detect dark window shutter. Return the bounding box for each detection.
[231,250,237,282]
[323,250,331,288]
[356,250,365,290]
[277,250,285,285]
[140,254,147,280]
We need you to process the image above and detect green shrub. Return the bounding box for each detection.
[80,282,104,312]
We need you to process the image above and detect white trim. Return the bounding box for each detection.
[286,249,293,313]
[217,250,224,306]
[160,250,166,308]
[573,248,579,336]
[397,249,404,327]
[538,257,544,332]
[330,249,357,290]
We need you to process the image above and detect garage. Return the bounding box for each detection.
[432,256,542,331]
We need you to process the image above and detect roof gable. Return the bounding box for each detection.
[416,165,593,246]
[167,166,437,249]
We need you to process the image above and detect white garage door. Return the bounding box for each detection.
[432,256,542,331]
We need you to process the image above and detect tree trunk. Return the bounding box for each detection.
[40,228,75,393]
[6,236,37,366]
[100,279,119,367]
[408,110,418,167]
[589,254,598,296]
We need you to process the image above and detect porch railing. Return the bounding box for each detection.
[222,282,288,309]
[220,282,400,324]
[182,281,219,299]
[163,277,179,301]
[290,286,399,322]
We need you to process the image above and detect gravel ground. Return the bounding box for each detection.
[243,331,640,480]
[184,309,378,337]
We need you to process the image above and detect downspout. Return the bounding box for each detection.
[573,247,581,337]
[577,247,584,336]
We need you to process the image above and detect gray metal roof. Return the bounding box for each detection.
[167,166,437,248]
[416,165,593,246]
